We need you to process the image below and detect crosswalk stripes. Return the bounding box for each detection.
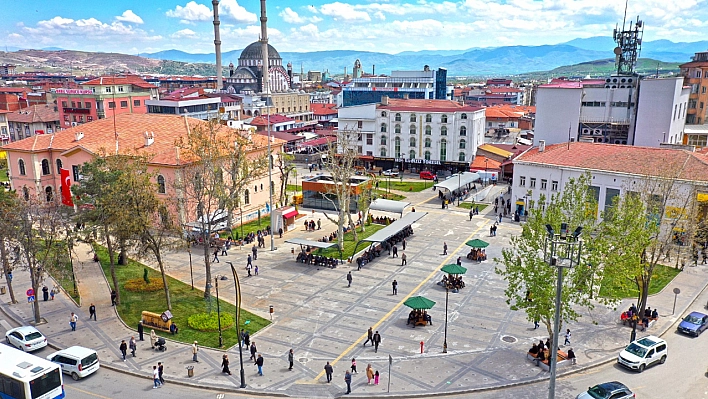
[0,319,11,332]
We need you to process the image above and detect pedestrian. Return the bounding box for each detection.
[89,303,96,321]
[246,263,252,276]
[534,318,539,329]
[42,286,49,301]
[324,361,334,383]
[138,321,144,341]
[255,265,259,276]
[363,327,373,346]
[150,329,157,349]
[244,331,251,348]
[278,227,283,238]
[69,312,78,331]
[456,257,462,266]
[402,238,406,250]
[490,225,494,236]
[346,271,352,288]
[317,219,321,230]
[344,370,352,394]
[50,286,55,300]
[568,348,577,365]
[119,340,127,361]
[240,329,246,347]
[401,252,407,265]
[250,342,257,361]
[351,358,357,373]
[247,254,252,267]
[288,348,294,370]
[192,341,199,362]
[411,206,415,212]
[392,245,398,258]
[564,329,571,346]
[129,336,137,357]
[152,366,161,389]
[498,213,502,223]
[373,330,381,353]
[252,245,258,260]
[374,370,380,385]
[158,362,165,383]
[392,279,398,295]
[222,354,232,375]
[110,290,117,306]
[256,354,264,376]
[443,242,448,255]
[366,364,374,384]
[221,244,227,256]
[212,248,219,263]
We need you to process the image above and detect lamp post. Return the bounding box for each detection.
[188,246,194,290]
[443,286,449,353]
[226,262,247,388]
[214,275,228,348]
[484,158,489,186]
[457,172,461,206]
[543,223,583,399]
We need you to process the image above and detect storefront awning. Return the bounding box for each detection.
[283,209,299,219]
[434,172,480,192]
[369,199,411,215]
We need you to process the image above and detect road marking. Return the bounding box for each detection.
[312,221,490,382]
[65,385,115,399]
[0,319,11,331]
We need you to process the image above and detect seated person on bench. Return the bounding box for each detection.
[407,310,416,325]
[651,308,659,319]
[423,311,432,325]
[535,348,546,365]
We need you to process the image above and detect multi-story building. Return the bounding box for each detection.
[339,66,448,107]
[337,97,485,172]
[0,65,16,75]
[54,75,158,128]
[535,77,689,147]
[145,87,242,121]
[465,86,523,106]
[4,104,62,144]
[0,110,9,144]
[680,50,708,147]
[240,92,314,126]
[311,103,337,127]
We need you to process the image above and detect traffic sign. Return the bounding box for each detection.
[26,289,34,297]
[27,296,35,303]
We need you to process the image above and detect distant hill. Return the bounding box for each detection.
[517,58,681,80]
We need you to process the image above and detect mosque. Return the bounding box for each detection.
[224,42,293,94]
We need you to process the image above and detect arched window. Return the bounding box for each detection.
[409,150,416,159]
[424,138,431,148]
[440,139,447,161]
[459,139,466,149]
[22,187,29,201]
[395,113,401,122]
[380,135,387,145]
[380,123,387,133]
[441,126,447,136]
[461,113,467,120]
[409,125,416,135]
[410,114,416,122]
[56,159,62,173]
[460,126,467,136]
[381,111,387,117]
[260,183,264,191]
[380,148,387,157]
[157,175,166,194]
[394,137,401,158]
[441,114,448,123]
[18,159,26,176]
[41,159,50,175]
[424,151,431,161]
[395,124,401,134]
[244,189,250,205]
[458,152,466,162]
[425,126,431,135]
[409,137,416,147]
[45,186,53,202]
[425,114,432,123]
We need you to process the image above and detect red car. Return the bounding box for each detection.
[419,171,436,180]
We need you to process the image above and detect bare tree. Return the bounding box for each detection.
[276,151,296,207]
[0,188,21,304]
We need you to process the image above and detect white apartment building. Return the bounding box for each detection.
[338,97,485,171]
[535,77,689,147]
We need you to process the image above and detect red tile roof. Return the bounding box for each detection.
[249,114,295,126]
[380,98,482,113]
[7,104,60,123]
[161,87,203,100]
[311,103,337,116]
[82,75,156,89]
[515,142,708,182]
[470,156,501,170]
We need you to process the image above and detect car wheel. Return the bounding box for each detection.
[638,364,645,373]
[71,372,80,381]
[660,355,666,364]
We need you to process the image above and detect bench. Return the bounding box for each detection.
[527,349,570,371]
[620,316,657,330]
[141,311,173,332]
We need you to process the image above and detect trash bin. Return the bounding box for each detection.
[0,286,5,295]
[186,366,194,377]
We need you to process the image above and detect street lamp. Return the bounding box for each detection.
[484,158,489,186]
[542,223,583,399]
[214,275,228,348]
[443,285,449,353]
[457,172,461,206]
[226,262,247,388]
[188,245,194,290]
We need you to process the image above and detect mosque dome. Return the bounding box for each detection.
[239,42,281,61]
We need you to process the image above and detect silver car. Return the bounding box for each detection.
[5,326,48,352]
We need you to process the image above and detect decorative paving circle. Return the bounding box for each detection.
[501,335,517,343]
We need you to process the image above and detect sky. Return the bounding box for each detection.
[3,0,708,55]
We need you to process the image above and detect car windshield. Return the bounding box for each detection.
[25,332,43,341]
[625,343,647,357]
[683,315,702,325]
[81,353,99,367]
[586,385,608,399]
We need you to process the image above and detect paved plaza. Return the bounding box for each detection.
[2,177,708,398]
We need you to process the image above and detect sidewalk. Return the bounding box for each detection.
[1,187,708,398]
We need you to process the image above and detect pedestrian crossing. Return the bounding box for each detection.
[0,319,11,332]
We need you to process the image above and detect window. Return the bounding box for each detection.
[71,101,76,108]
[118,86,124,92]
[458,152,466,162]
[134,100,140,106]
[409,125,416,135]
[409,137,416,147]
[441,114,448,123]
[105,87,112,93]
[551,180,559,191]
[22,187,29,201]
[410,114,416,122]
[425,125,432,135]
[366,134,373,145]
[61,101,68,107]
[244,190,250,205]
[380,123,387,133]
[440,139,447,161]
[394,137,401,158]
[380,135,387,145]
[120,101,128,108]
[424,151,431,160]
[157,175,166,194]
[45,186,53,202]
[18,159,26,175]
[425,114,432,123]
[395,113,401,121]
[39,159,50,175]
[409,150,416,159]
[254,184,258,192]
[381,111,387,117]
[357,134,363,142]
[395,124,401,134]
[380,148,387,157]
[87,116,93,121]
[460,126,467,136]
[64,115,69,121]
[56,159,62,173]
[441,126,447,136]
[530,178,536,188]
[519,176,526,187]
[357,121,363,129]
[84,102,92,109]
[541,179,547,190]
[461,113,467,120]
[459,139,466,149]
[108,102,116,109]
[72,165,80,181]
[424,138,431,148]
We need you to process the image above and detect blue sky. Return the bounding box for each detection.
[3,0,708,54]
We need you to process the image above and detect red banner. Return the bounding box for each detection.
[60,168,74,207]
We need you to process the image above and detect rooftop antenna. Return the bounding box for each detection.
[612,0,643,76]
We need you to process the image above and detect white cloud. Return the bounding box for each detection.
[115,10,144,24]
[221,0,257,23]
[167,0,256,24]
[279,7,324,24]
[166,1,212,22]
[170,28,197,38]
[320,2,371,22]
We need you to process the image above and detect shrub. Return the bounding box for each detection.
[187,312,235,332]
[143,268,150,284]
[124,278,163,292]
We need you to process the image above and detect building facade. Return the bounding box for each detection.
[680,50,708,147]
[340,67,448,107]
[224,43,292,94]
[4,104,62,145]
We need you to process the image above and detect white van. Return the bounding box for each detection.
[46,346,100,380]
[617,335,667,372]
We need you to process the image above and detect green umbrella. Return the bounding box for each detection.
[465,239,489,248]
[441,264,467,275]
[403,296,436,310]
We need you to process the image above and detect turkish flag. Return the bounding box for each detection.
[60,168,74,207]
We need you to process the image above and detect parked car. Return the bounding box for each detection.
[5,326,48,352]
[419,171,436,180]
[382,169,399,177]
[677,311,708,336]
[617,335,667,372]
[576,381,635,399]
[47,346,100,380]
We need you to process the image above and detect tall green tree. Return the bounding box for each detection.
[0,188,21,304]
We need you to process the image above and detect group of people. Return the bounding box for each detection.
[304,219,321,231]
[466,248,487,262]
[371,215,396,225]
[440,274,465,290]
[489,223,499,236]
[529,339,577,366]
[621,304,659,331]
[407,309,433,326]
[296,250,338,268]
[355,226,413,270]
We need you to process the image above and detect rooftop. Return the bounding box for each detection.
[249,115,296,126]
[380,98,482,113]
[7,104,60,123]
[311,103,338,116]
[81,75,156,89]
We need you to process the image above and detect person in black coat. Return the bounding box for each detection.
[119,340,128,361]
[137,321,144,341]
[42,286,49,301]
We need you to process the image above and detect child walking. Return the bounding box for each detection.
[374,370,380,385]
[351,358,357,373]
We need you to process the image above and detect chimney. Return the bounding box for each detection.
[144,131,155,147]
[381,96,389,106]
[538,140,545,152]
[212,0,223,90]
[74,131,84,141]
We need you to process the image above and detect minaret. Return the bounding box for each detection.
[212,0,223,90]
[260,0,269,95]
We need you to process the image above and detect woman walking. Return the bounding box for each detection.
[366,364,374,384]
[150,329,157,349]
[221,354,231,375]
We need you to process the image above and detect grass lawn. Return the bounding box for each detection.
[222,215,272,241]
[457,203,489,211]
[286,184,302,192]
[41,241,80,305]
[0,170,8,183]
[378,180,431,192]
[599,264,681,299]
[94,245,270,348]
[317,223,386,259]
[373,189,406,201]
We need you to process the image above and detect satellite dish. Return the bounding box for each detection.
[613,47,622,55]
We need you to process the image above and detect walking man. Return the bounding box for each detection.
[69,312,78,331]
[392,246,398,258]
[443,242,448,255]
[129,336,137,357]
[137,321,144,341]
[252,245,258,260]
[89,303,96,321]
[401,252,407,265]
[363,327,374,346]
[346,271,353,288]
[192,341,199,362]
[392,279,398,295]
[402,238,406,251]
[152,366,161,389]
[250,342,258,361]
[221,245,227,256]
[110,290,117,306]
[247,254,252,267]
[344,370,352,394]
[324,362,334,383]
[288,349,294,371]
[564,329,571,346]
[256,354,264,376]
[372,330,381,353]
[246,263,252,277]
[119,340,127,361]
[212,248,220,263]
[158,362,165,384]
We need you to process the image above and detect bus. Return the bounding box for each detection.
[0,345,64,399]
